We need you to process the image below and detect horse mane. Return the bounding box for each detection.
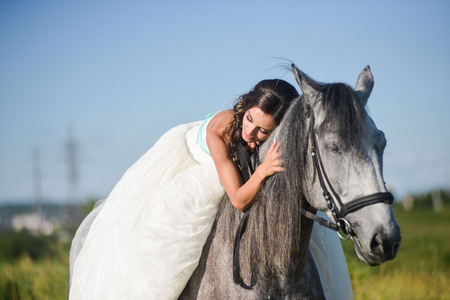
[217,81,368,280]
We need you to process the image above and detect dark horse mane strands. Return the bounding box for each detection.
[254,96,311,273]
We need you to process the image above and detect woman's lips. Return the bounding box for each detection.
[243,131,254,141]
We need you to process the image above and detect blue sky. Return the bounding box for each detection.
[1,0,449,203]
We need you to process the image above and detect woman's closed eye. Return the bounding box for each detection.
[260,129,270,135]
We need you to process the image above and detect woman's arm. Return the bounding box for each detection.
[206,111,283,212]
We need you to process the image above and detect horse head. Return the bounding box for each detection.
[292,64,401,266]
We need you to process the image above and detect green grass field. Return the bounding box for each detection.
[1,203,449,299]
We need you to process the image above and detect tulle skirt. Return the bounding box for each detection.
[69,121,225,299]
[69,120,353,299]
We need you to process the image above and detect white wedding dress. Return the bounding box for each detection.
[69,115,353,300]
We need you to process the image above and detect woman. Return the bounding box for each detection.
[69,79,351,299]
[206,80,296,212]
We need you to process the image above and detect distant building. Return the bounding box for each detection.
[11,212,54,235]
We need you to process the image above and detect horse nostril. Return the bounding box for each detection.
[370,233,384,256]
[370,232,400,260]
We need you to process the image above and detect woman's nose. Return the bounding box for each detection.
[247,126,258,136]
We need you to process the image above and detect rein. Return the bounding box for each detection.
[232,142,258,290]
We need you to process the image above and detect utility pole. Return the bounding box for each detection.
[32,147,43,233]
[66,126,81,227]
[66,126,78,206]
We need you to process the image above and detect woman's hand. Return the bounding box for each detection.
[258,139,284,178]
[246,141,259,150]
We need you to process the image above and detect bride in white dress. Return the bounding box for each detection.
[69,79,352,299]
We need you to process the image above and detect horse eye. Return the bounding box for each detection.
[328,144,339,153]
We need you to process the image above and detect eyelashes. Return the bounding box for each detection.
[245,112,270,135]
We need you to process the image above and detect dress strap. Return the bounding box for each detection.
[197,113,215,156]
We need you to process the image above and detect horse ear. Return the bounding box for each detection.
[355,65,374,106]
[291,64,321,105]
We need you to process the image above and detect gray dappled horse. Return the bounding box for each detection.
[180,65,401,299]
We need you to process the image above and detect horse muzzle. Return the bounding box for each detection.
[352,221,401,266]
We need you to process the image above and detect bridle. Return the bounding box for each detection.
[303,111,394,240]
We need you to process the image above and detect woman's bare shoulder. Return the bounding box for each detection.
[207,110,234,137]
[214,109,234,122]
